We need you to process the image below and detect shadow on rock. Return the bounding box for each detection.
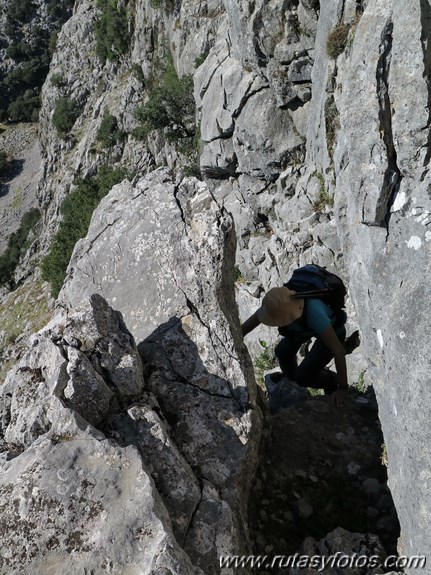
[0,296,262,575]
[249,377,401,570]
[100,315,262,572]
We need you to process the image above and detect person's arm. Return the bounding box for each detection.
[241,311,261,337]
[318,324,348,406]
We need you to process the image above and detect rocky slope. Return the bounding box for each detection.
[0,170,263,573]
[0,123,41,253]
[0,0,430,572]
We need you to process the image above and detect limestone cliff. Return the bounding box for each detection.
[0,170,263,573]
[0,0,430,572]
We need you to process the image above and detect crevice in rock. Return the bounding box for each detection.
[420,0,431,167]
[172,182,188,235]
[182,480,205,547]
[203,84,269,146]
[181,292,244,407]
[157,361,235,401]
[375,19,402,236]
[196,51,230,100]
[141,275,242,405]
[235,83,269,119]
[76,217,122,258]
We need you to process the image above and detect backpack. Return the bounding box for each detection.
[284,264,347,311]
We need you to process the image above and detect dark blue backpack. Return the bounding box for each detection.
[284,264,347,311]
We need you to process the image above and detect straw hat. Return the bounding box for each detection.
[257,287,304,327]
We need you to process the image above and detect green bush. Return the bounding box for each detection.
[134,57,195,143]
[0,208,41,289]
[326,23,350,59]
[95,0,130,63]
[41,167,127,297]
[312,170,334,212]
[50,73,65,87]
[96,112,125,148]
[52,97,79,135]
[134,55,200,175]
[8,89,40,122]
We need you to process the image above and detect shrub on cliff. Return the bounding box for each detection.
[96,112,125,148]
[52,97,79,136]
[95,0,130,63]
[41,167,127,297]
[134,55,199,174]
[134,57,195,143]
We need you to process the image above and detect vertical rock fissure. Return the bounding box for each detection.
[375,19,402,236]
[420,0,431,168]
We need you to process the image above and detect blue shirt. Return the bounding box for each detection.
[284,298,335,336]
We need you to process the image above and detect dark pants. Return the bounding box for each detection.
[274,318,346,393]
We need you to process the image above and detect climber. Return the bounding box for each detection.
[241,286,349,407]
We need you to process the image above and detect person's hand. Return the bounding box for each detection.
[330,388,348,407]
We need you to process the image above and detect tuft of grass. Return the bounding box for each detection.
[234,265,245,284]
[381,443,388,467]
[355,370,367,393]
[308,387,324,397]
[312,171,334,212]
[254,342,277,386]
[326,22,351,59]
[324,95,340,159]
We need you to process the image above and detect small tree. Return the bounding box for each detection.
[134,56,195,147]
[52,97,79,135]
[96,112,124,148]
[134,66,195,142]
[95,0,130,63]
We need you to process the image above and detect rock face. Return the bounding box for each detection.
[0,295,201,574]
[2,0,430,570]
[326,0,431,565]
[0,168,262,573]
